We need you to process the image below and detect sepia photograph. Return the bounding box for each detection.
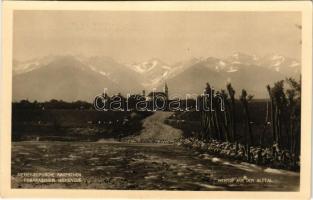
[1,1,312,198]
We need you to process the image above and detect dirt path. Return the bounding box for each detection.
[127,111,183,143]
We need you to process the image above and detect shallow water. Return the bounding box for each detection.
[12,141,299,191]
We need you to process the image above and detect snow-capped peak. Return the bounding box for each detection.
[227,52,259,66]
[232,52,240,59]
[129,59,166,74]
[13,56,57,75]
[226,66,238,73]
[271,55,286,67]
[271,55,285,61]
[219,60,226,67]
[290,61,300,68]
[252,54,259,61]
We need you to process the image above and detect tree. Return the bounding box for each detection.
[220,90,231,142]
[271,81,287,147]
[201,83,213,140]
[267,85,277,144]
[226,83,236,142]
[286,78,301,166]
[240,89,254,146]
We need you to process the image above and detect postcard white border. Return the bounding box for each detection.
[1,1,312,199]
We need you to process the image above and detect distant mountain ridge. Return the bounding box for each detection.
[153,53,300,98]
[13,55,142,102]
[12,53,300,101]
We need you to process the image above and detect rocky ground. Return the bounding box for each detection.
[12,141,299,190]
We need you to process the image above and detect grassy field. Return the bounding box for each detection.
[12,109,152,141]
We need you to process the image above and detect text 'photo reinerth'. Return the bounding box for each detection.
[1,1,312,199]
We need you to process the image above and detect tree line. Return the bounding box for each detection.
[198,77,301,167]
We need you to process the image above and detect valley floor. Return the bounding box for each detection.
[11,112,299,191]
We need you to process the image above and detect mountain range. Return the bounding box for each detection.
[12,52,301,102]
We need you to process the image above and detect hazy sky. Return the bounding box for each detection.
[13,11,301,64]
